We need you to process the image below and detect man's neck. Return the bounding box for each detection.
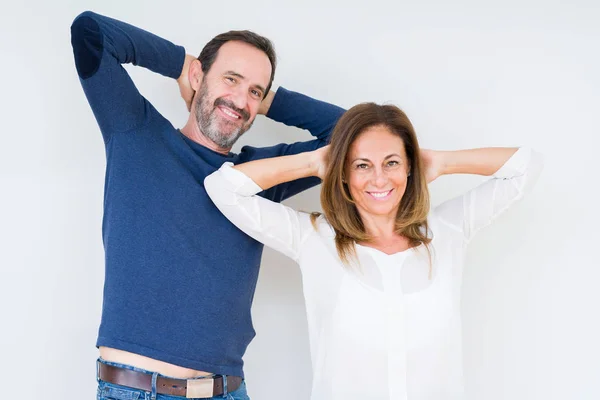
[180,118,230,155]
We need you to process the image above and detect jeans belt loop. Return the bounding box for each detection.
[151,371,158,400]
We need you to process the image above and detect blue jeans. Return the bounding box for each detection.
[97,359,250,400]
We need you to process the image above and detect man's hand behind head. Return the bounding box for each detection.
[258,90,275,116]
[178,54,200,112]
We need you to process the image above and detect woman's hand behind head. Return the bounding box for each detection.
[312,145,330,180]
[421,149,445,184]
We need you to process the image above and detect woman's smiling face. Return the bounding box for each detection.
[345,125,410,220]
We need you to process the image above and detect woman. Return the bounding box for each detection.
[204,103,543,399]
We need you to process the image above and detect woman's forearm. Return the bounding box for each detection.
[233,151,320,190]
[440,147,519,176]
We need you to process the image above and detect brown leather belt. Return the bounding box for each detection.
[98,362,242,398]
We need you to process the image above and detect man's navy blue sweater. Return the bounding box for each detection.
[71,11,344,377]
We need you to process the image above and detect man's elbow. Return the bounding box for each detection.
[70,11,103,79]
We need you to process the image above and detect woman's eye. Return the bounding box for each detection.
[356,163,369,169]
[387,160,399,167]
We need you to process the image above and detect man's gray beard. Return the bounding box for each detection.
[194,80,253,149]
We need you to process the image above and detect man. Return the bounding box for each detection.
[71,11,344,399]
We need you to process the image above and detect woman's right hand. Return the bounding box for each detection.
[311,145,330,179]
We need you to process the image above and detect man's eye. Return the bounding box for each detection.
[225,77,236,83]
[251,89,262,98]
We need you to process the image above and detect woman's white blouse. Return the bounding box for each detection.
[204,148,543,400]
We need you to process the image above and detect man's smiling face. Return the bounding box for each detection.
[194,40,272,150]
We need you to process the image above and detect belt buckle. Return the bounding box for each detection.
[186,377,213,398]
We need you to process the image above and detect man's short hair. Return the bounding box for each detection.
[198,31,277,97]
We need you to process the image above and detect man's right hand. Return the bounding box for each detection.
[178,54,198,112]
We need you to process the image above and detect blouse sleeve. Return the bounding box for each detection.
[433,147,544,243]
[204,163,314,262]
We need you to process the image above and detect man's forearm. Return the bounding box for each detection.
[74,11,186,81]
[265,88,345,140]
[72,11,186,138]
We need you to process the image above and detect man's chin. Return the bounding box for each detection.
[203,119,252,147]
[220,129,243,143]
[206,132,243,149]
[220,123,252,139]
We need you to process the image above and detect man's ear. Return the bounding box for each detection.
[189,59,204,91]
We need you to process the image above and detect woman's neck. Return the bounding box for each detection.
[357,209,412,254]
[359,211,399,242]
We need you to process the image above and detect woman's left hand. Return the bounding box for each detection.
[420,149,445,183]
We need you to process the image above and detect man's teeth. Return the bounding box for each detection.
[370,190,391,198]
[222,108,240,119]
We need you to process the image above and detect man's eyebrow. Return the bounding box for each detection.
[224,71,266,94]
[225,70,245,79]
[252,84,266,95]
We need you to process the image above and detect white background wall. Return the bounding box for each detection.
[1,0,599,399]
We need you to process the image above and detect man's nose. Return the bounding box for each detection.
[229,86,248,113]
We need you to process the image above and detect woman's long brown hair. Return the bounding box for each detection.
[312,103,432,271]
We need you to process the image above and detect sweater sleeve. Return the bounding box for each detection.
[238,87,346,201]
[70,11,185,142]
[266,87,345,142]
